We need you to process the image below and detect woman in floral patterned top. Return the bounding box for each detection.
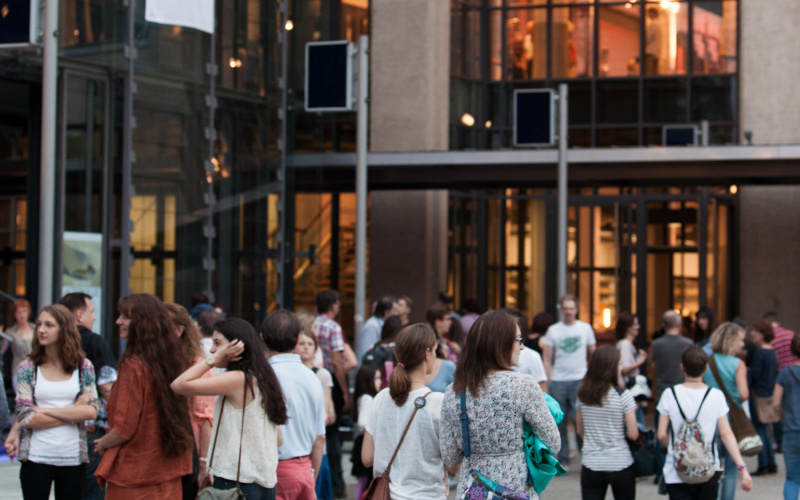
[440,310,560,500]
[4,304,100,500]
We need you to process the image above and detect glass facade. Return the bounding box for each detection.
[448,187,736,340]
[450,0,739,149]
[0,0,367,338]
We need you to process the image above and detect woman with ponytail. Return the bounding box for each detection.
[361,324,457,499]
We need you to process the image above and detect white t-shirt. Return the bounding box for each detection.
[365,387,446,500]
[617,339,639,386]
[656,384,729,484]
[544,320,596,381]
[513,347,547,383]
[315,367,333,389]
[357,394,374,431]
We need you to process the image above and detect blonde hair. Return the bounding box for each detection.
[709,322,743,356]
[296,309,316,335]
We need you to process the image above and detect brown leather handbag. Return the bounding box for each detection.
[360,392,432,500]
[708,356,763,457]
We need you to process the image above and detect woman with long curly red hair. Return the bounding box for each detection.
[95,294,194,498]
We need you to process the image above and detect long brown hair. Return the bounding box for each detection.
[452,310,517,398]
[29,304,85,372]
[214,318,288,424]
[388,324,436,406]
[577,345,620,406]
[118,294,194,457]
[165,303,203,367]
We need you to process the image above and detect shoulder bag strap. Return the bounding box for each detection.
[459,389,472,461]
[788,366,800,386]
[693,388,712,420]
[206,395,226,471]
[708,355,737,408]
[384,391,432,474]
[235,377,248,486]
[670,386,688,421]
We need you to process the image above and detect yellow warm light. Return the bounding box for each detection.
[461,113,475,127]
[729,185,738,194]
[603,308,611,329]
[229,58,242,68]
[485,120,492,128]
[285,20,294,31]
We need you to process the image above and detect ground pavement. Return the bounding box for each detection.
[0,443,785,499]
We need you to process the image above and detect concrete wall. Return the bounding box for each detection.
[367,0,450,323]
[740,0,800,144]
[370,0,450,152]
[739,186,800,330]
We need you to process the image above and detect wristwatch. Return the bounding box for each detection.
[205,356,215,367]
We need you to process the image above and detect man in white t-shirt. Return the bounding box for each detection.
[514,347,547,392]
[543,294,596,467]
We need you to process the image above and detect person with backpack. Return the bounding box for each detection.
[657,345,752,499]
[771,332,800,500]
[576,345,639,500]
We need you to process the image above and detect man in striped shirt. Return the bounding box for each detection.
[765,311,797,371]
[764,311,796,451]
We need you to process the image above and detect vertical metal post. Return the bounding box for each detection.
[38,0,59,307]
[354,35,369,352]
[277,0,291,308]
[556,83,569,314]
[120,0,136,298]
[700,120,709,146]
[203,25,218,302]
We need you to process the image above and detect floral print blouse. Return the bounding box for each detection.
[15,358,100,463]
[440,371,560,500]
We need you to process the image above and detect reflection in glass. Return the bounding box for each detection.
[506,9,546,79]
[552,7,594,78]
[692,1,737,74]
[598,5,640,77]
[490,10,503,80]
[645,2,688,75]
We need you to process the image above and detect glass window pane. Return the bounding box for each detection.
[452,5,481,79]
[566,81,592,124]
[595,206,616,268]
[643,79,687,122]
[490,10,503,80]
[507,0,547,7]
[597,80,638,123]
[598,5,641,77]
[552,6,594,78]
[691,76,734,121]
[692,1,737,74]
[506,9,546,79]
[596,127,639,147]
[645,2,688,75]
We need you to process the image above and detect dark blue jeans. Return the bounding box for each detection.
[783,432,800,500]
[83,431,106,500]
[213,477,275,500]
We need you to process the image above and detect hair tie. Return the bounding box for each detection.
[397,363,405,369]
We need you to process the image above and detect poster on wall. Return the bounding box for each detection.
[62,231,103,333]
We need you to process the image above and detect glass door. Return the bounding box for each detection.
[567,200,636,337]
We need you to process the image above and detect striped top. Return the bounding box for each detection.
[773,326,797,372]
[578,387,637,472]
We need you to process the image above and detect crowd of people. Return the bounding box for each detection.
[0,289,798,500]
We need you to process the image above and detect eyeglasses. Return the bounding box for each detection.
[515,337,524,345]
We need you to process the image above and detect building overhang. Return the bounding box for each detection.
[291,144,800,191]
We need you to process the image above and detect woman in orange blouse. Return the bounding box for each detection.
[165,302,216,497]
[94,294,194,498]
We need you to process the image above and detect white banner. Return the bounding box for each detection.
[145,0,215,34]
